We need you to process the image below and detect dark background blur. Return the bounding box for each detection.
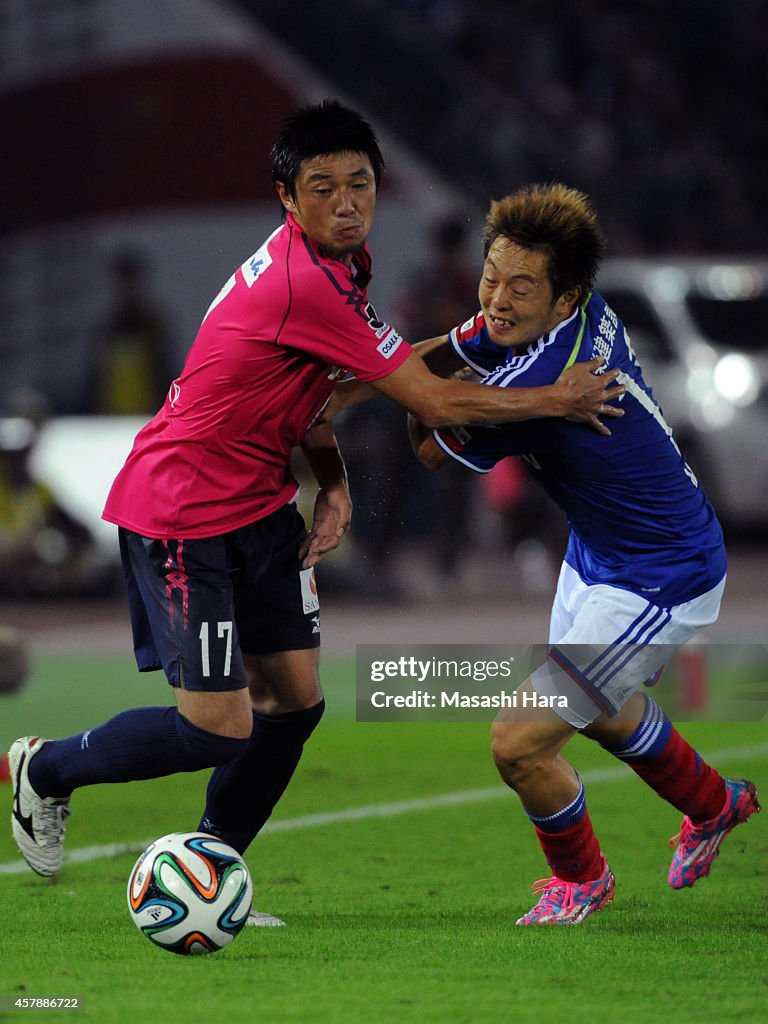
[1,0,766,610]
[242,0,767,254]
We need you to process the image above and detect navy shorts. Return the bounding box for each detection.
[119,503,321,692]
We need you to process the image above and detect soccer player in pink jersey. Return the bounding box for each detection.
[10,101,622,919]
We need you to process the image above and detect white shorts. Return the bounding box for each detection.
[530,562,726,728]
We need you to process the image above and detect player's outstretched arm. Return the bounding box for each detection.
[373,353,624,433]
[321,334,460,422]
[323,378,378,420]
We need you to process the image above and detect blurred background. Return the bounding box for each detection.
[0,0,766,655]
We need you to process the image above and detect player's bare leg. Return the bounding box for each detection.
[245,647,323,714]
[491,680,614,925]
[175,687,254,739]
[491,680,581,812]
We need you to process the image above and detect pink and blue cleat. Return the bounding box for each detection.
[516,856,615,925]
[668,778,760,890]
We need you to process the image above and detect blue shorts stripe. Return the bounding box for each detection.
[597,609,671,687]
[585,604,663,682]
[591,610,671,689]
[582,606,658,682]
[548,646,617,715]
[584,604,671,692]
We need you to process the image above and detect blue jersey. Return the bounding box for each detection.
[435,293,726,606]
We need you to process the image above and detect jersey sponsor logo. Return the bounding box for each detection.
[364,303,403,357]
[168,380,181,407]
[592,303,619,367]
[300,567,320,614]
[242,242,274,287]
[376,329,403,359]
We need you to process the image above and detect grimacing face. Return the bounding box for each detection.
[479,238,581,348]
[276,151,377,265]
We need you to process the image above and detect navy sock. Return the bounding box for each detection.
[199,700,325,854]
[28,706,248,798]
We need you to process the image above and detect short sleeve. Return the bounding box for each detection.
[283,268,414,383]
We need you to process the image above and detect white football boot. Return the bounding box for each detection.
[9,736,70,877]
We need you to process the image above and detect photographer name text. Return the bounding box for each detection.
[369,690,567,710]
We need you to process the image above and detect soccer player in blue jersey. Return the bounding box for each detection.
[409,183,760,925]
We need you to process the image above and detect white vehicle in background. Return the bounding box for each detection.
[597,258,768,532]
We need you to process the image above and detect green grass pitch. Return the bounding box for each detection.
[0,652,765,1024]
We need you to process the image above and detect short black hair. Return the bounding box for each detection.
[270,98,385,198]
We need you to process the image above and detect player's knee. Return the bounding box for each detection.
[245,649,322,714]
[227,705,258,740]
[192,709,253,741]
[177,689,255,740]
[490,721,529,777]
[209,700,254,740]
[490,722,549,787]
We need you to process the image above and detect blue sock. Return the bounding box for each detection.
[601,694,671,762]
[28,707,247,798]
[199,700,325,854]
[526,776,587,832]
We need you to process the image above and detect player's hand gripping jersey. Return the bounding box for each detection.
[434,293,726,606]
[104,214,411,538]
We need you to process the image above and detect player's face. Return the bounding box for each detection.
[277,151,377,265]
[479,239,580,348]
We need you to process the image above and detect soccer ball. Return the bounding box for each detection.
[127,832,253,956]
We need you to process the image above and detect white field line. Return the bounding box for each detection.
[1,741,765,876]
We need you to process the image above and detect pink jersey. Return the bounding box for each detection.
[103,214,412,538]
